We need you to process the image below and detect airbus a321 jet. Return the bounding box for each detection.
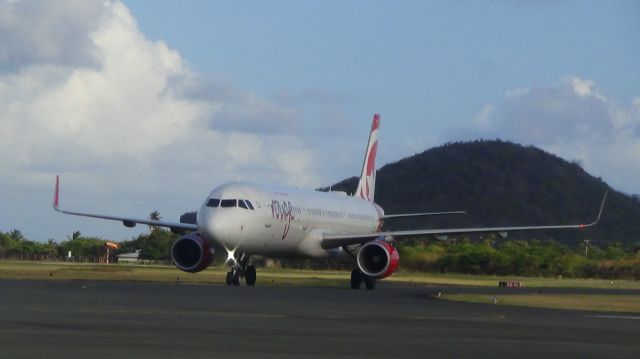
[53,114,606,289]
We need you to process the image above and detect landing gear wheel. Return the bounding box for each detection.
[364,276,376,290]
[232,269,241,286]
[350,268,362,290]
[245,266,256,286]
[225,271,233,286]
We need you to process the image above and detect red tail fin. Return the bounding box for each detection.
[355,114,380,202]
[53,175,60,210]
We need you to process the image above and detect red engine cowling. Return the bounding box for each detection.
[171,233,213,273]
[356,240,400,279]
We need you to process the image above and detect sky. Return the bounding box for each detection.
[0,0,638,242]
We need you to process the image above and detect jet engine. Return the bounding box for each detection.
[356,240,399,279]
[171,233,213,273]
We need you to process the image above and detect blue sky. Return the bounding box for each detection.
[0,1,638,242]
[124,0,640,171]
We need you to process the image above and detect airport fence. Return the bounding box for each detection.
[0,254,171,265]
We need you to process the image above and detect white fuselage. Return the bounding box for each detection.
[196,183,382,258]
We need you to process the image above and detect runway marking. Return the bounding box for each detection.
[588,315,640,321]
[407,314,507,323]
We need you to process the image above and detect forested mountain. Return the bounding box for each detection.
[327,140,640,246]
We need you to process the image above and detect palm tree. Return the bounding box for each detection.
[149,211,162,233]
[46,239,56,256]
[9,229,24,241]
[66,231,81,241]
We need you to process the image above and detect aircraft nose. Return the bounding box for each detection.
[197,205,244,250]
[206,213,223,239]
[204,211,231,244]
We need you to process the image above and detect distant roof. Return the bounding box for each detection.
[117,250,140,259]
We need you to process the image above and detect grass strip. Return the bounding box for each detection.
[1,261,639,290]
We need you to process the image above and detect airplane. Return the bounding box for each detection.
[53,114,607,290]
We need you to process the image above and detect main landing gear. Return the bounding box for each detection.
[350,268,376,290]
[344,246,376,290]
[225,252,256,287]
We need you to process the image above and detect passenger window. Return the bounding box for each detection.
[245,200,254,210]
[220,199,237,207]
[207,198,220,207]
[239,200,248,209]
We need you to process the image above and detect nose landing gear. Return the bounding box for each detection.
[225,252,256,286]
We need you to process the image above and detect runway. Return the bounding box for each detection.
[0,279,638,358]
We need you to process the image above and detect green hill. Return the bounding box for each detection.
[328,140,640,246]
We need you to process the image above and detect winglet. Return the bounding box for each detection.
[583,191,607,228]
[53,175,60,211]
[594,191,608,224]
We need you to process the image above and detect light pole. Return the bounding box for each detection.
[582,239,591,256]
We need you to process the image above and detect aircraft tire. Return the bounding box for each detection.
[245,266,257,286]
[232,270,241,286]
[350,268,362,290]
[364,276,376,290]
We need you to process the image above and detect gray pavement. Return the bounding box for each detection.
[0,279,638,358]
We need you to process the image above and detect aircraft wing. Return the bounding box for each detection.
[321,192,607,250]
[52,176,198,233]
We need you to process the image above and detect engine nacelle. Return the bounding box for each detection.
[171,233,213,273]
[356,240,400,279]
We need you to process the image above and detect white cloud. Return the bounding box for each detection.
[505,87,528,98]
[0,1,205,167]
[473,76,640,194]
[474,104,493,131]
[563,76,607,102]
[0,1,349,241]
[0,1,103,70]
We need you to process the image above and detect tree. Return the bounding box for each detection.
[148,211,162,233]
[59,235,105,258]
[67,231,81,241]
[0,232,13,255]
[9,229,24,241]
[45,239,57,256]
[128,230,176,260]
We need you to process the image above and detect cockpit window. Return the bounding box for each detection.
[207,198,220,207]
[238,200,248,209]
[245,200,254,210]
[220,199,237,208]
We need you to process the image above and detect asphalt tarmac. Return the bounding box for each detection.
[0,279,638,358]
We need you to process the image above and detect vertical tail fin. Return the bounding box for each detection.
[355,114,380,202]
[53,175,60,211]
